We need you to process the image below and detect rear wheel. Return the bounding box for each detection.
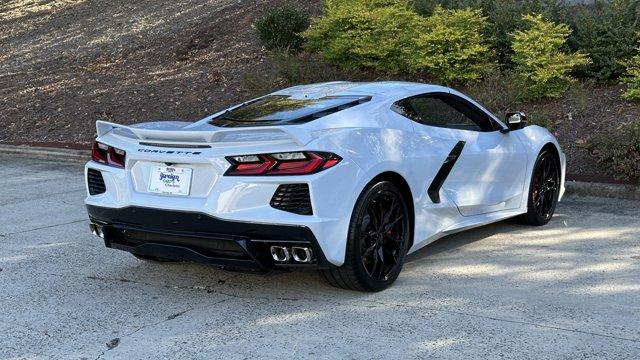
[518,149,560,226]
[321,181,410,292]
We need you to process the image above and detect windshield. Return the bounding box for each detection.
[210,95,370,127]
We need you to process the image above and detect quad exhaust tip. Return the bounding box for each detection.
[270,246,291,262]
[270,246,314,263]
[291,246,313,263]
[89,223,104,239]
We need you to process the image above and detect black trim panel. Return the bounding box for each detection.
[86,205,334,270]
[270,184,313,215]
[427,141,466,203]
[139,142,211,149]
[87,169,106,195]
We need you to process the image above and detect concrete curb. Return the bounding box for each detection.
[0,144,89,162]
[1,144,638,201]
[564,180,640,202]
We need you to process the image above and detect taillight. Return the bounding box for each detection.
[225,151,341,176]
[92,142,126,168]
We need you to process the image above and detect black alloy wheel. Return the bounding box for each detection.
[321,181,410,292]
[519,149,560,226]
[359,189,408,281]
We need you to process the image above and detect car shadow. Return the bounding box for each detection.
[406,219,525,263]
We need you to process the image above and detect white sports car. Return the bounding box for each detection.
[85,81,565,291]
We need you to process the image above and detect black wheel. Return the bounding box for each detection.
[133,254,177,263]
[321,181,410,292]
[518,149,560,226]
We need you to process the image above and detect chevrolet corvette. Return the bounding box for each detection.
[85,81,565,291]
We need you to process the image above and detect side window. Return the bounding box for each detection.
[392,94,495,132]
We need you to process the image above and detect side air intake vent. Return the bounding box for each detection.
[270,184,312,215]
[87,169,106,195]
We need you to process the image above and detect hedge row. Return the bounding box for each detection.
[255,1,640,100]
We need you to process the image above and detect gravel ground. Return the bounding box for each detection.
[1,155,639,359]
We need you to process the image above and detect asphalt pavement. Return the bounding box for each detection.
[1,155,639,359]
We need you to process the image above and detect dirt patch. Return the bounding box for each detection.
[0,0,321,145]
[518,84,640,177]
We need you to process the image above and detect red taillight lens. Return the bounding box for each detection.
[92,142,126,168]
[225,152,341,176]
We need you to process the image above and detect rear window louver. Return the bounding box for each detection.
[210,96,371,128]
[286,97,372,124]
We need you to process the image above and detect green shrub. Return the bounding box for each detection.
[413,6,490,84]
[413,0,485,15]
[511,14,590,99]
[567,0,640,80]
[305,1,489,83]
[303,0,422,73]
[413,0,640,80]
[622,42,640,100]
[588,122,640,182]
[255,4,310,51]
[414,0,567,68]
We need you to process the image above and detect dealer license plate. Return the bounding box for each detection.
[148,166,192,196]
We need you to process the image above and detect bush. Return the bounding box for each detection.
[304,1,489,83]
[413,6,490,84]
[567,0,640,80]
[414,0,567,68]
[303,0,422,73]
[413,0,485,15]
[588,122,640,182]
[414,0,639,79]
[255,4,310,51]
[511,14,590,99]
[622,42,640,100]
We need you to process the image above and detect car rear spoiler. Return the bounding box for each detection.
[96,120,314,146]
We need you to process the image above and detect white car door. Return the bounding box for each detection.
[395,92,528,216]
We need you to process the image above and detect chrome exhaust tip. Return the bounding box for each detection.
[291,247,313,263]
[270,246,291,262]
[89,223,104,238]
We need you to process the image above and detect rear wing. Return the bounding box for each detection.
[96,121,313,146]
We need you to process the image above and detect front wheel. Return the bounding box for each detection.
[321,181,410,292]
[518,149,560,226]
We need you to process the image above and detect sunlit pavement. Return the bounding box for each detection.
[1,155,639,359]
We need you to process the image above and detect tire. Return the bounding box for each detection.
[133,253,177,263]
[518,149,561,226]
[321,181,410,292]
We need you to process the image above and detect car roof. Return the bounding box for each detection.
[272,81,450,100]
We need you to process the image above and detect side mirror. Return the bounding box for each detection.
[501,112,527,133]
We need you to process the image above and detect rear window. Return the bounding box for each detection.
[210,95,371,127]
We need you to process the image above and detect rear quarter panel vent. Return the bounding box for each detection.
[87,169,106,195]
[270,184,313,215]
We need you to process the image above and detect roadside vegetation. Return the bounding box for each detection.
[250,0,640,183]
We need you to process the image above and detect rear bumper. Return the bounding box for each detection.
[86,205,335,270]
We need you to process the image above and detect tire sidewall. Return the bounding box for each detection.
[527,150,560,225]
